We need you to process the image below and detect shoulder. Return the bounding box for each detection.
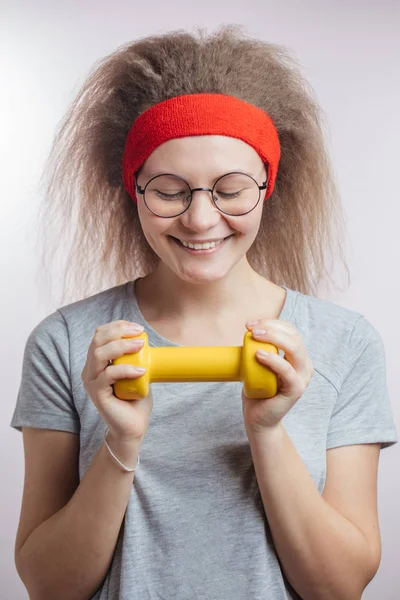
[287,288,384,390]
[25,282,131,351]
[58,282,130,323]
[287,288,362,337]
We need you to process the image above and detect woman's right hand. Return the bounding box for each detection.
[81,320,153,444]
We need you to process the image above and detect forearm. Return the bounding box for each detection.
[247,424,373,600]
[16,436,140,600]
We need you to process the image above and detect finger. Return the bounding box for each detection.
[97,363,147,404]
[256,350,300,392]
[246,319,296,335]
[104,362,146,384]
[92,337,145,378]
[92,321,144,349]
[252,328,305,367]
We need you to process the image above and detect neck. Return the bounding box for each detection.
[136,259,279,325]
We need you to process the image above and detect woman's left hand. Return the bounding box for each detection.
[242,319,314,434]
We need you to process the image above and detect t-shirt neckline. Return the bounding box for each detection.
[125,278,298,348]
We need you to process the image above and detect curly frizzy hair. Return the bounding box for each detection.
[35,24,349,307]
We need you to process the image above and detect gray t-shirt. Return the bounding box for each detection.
[10,279,398,600]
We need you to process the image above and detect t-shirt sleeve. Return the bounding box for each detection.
[327,315,397,450]
[10,309,80,434]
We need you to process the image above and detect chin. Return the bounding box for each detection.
[173,263,237,285]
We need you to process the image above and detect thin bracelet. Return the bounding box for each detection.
[103,427,140,473]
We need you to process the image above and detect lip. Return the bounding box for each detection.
[170,235,231,255]
[176,238,226,244]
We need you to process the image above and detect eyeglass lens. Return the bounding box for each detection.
[143,173,260,217]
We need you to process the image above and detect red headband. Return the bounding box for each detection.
[122,93,281,202]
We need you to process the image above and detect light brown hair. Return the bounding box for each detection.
[35,24,349,307]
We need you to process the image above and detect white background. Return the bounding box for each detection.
[2,0,399,597]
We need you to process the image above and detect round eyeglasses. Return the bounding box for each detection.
[134,170,268,218]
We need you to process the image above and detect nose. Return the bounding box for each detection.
[178,188,222,231]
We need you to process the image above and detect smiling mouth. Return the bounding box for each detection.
[170,235,233,251]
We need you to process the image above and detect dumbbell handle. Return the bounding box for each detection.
[150,346,242,382]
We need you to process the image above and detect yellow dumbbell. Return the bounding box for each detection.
[112,331,279,400]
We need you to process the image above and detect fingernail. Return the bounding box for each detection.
[252,328,266,335]
[257,349,270,357]
[128,324,144,332]
[247,320,259,326]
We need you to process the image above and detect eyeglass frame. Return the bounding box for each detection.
[133,164,269,218]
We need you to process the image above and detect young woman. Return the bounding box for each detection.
[11,25,397,600]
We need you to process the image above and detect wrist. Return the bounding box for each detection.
[246,420,285,441]
[104,428,141,470]
[106,427,143,445]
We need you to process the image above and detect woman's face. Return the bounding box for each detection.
[136,135,267,284]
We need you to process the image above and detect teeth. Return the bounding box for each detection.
[180,239,225,250]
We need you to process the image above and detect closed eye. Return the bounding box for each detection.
[155,190,187,200]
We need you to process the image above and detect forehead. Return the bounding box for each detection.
[140,135,264,179]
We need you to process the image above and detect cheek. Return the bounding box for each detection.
[137,204,156,247]
[137,202,173,244]
[227,210,262,237]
